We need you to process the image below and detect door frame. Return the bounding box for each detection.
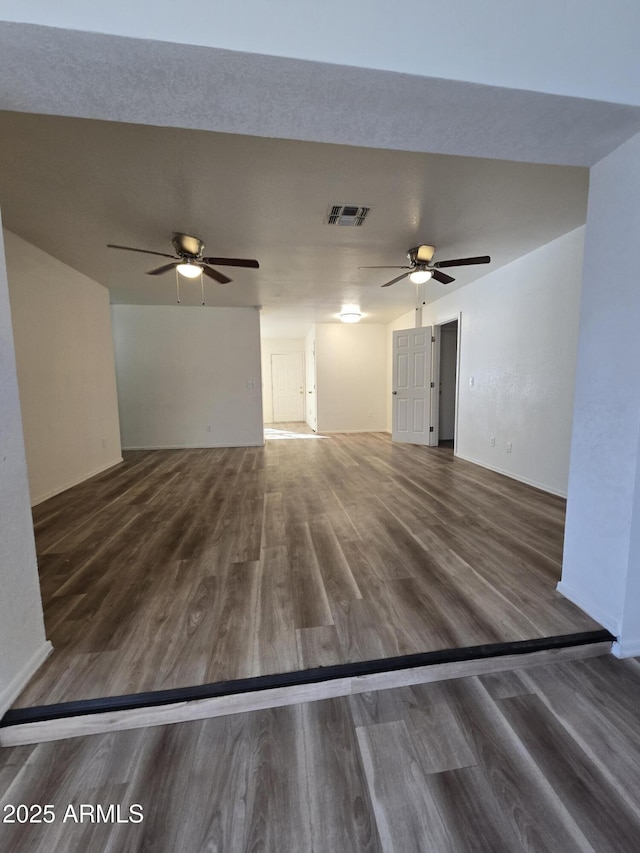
[430,313,462,451]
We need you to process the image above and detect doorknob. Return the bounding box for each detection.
[392,391,397,395]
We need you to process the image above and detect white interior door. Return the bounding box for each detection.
[392,327,432,444]
[272,352,305,422]
[305,335,317,430]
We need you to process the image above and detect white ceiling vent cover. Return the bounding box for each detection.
[326,204,371,226]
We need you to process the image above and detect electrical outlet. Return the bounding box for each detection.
[246,379,254,389]
[469,376,475,387]
[367,409,373,419]
[506,441,512,453]
[490,436,495,447]
[207,425,212,432]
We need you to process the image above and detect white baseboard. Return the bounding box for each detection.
[31,458,123,506]
[611,638,640,658]
[556,581,620,636]
[454,452,567,497]
[0,641,53,718]
[122,442,264,450]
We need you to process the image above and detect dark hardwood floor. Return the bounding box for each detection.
[2,654,640,852]
[13,428,599,708]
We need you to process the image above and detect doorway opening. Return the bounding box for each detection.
[433,318,459,451]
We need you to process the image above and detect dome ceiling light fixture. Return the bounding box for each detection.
[339,305,363,323]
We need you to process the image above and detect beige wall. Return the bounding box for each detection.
[112,305,263,448]
[6,230,122,506]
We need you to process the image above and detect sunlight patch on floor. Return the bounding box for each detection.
[264,427,326,440]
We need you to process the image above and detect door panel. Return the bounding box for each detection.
[397,352,409,389]
[392,327,432,444]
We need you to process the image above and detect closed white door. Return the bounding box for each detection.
[272,352,305,422]
[392,327,432,444]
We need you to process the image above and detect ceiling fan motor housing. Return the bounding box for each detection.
[407,245,436,265]
[173,233,204,258]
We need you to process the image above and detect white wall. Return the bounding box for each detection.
[561,131,640,653]
[422,227,585,497]
[112,305,263,449]
[6,230,122,505]
[3,1,640,105]
[386,308,417,432]
[315,323,388,432]
[0,223,50,715]
[261,338,305,423]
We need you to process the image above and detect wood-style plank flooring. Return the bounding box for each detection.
[14,426,599,708]
[2,654,640,852]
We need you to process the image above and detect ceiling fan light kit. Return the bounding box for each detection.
[176,261,202,278]
[359,244,490,288]
[409,269,433,284]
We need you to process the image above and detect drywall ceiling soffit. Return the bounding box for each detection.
[1,1,640,106]
[1,23,640,168]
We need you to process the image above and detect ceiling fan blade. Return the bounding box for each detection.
[201,257,259,268]
[359,265,412,270]
[381,272,411,288]
[108,244,177,259]
[202,265,232,284]
[146,262,179,276]
[432,255,491,269]
[431,269,455,285]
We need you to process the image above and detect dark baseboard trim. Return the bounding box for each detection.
[1,629,613,728]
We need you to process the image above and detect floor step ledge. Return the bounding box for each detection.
[1,634,612,746]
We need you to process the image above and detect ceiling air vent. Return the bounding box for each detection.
[326,204,371,226]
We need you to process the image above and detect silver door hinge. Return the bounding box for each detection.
[430,382,435,388]
[429,426,434,432]
[431,336,435,342]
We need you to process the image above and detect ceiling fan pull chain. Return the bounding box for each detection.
[175,268,181,304]
[200,270,205,305]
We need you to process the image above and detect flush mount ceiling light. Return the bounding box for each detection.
[340,306,363,323]
[409,268,433,284]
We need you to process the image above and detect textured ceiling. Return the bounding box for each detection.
[1,22,634,328]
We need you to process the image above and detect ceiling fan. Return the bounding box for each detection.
[360,245,490,287]
[107,233,259,284]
